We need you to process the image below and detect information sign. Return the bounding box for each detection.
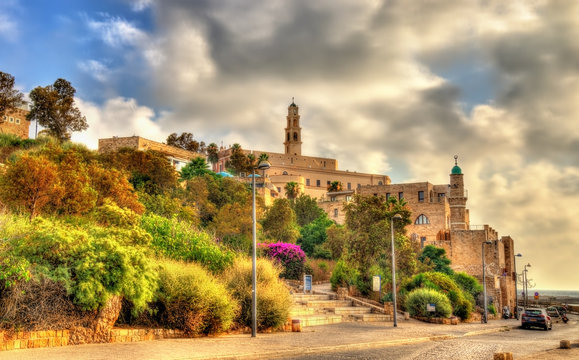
[427,303,436,312]
[304,274,312,293]
[372,275,381,292]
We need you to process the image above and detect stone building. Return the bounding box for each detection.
[98,136,203,170]
[0,104,31,139]
[214,101,390,205]
[359,158,517,314]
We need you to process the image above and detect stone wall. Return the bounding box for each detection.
[0,328,184,351]
[98,136,202,163]
[0,107,30,139]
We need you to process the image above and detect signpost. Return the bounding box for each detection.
[304,274,312,294]
[372,275,381,299]
[427,303,436,313]
[534,291,539,300]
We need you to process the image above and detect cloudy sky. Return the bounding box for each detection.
[1,0,578,291]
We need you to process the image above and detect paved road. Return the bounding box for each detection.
[282,317,579,360]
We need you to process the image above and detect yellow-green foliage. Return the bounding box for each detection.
[222,257,292,331]
[1,214,158,312]
[157,260,237,335]
[405,288,452,318]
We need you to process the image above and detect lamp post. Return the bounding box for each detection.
[251,160,271,337]
[523,263,531,309]
[390,213,402,327]
[513,253,522,319]
[482,240,492,324]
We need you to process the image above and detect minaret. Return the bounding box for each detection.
[448,155,468,230]
[284,98,302,156]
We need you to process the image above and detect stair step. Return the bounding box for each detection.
[350,313,392,322]
[289,307,317,316]
[292,294,331,301]
[329,306,372,315]
[299,300,352,308]
[292,315,343,327]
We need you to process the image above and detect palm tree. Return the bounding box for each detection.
[285,181,299,199]
[179,156,212,180]
[207,142,219,166]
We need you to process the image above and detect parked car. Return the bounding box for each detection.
[521,308,552,330]
[546,306,561,319]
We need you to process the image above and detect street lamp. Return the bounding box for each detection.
[252,159,271,337]
[523,263,531,309]
[482,240,492,324]
[390,213,402,327]
[513,253,522,319]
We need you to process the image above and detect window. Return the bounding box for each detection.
[420,237,426,248]
[287,133,290,141]
[331,196,336,202]
[347,182,351,190]
[293,132,298,141]
[398,192,404,200]
[327,180,331,186]
[334,209,338,217]
[277,187,281,193]
[306,179,310,186]
[357,184,361,189]
[418,191,424,202]
[386,192,390,199]
[346,195,352,202]
[316,180,321,187]
[9,117,13,123]
[15,118,20,124]
[415,214,430,225]
[293,119,297,127]
[373,193,378,197]
[282,171,288,175]
[378,181,383,185]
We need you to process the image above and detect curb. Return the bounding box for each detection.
[203,326,511,360]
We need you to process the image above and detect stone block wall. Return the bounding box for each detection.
[0,108,30,139]
[0,328,184,351]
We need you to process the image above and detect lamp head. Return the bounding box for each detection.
[392,214,403,220]
[484,241,492,245]
[526,263,531,267]
[515,253,522,257]
[257,160,271,171]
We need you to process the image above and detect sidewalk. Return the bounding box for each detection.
[0,319,519,360]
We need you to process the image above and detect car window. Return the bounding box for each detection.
[525,310,542,315]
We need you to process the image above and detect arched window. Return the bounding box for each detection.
[293,119,297,127]
[293,132,298,141]
[415,214,430,225]
[378,181,383,185]
[287,133,290,141]
[282,171,288,175]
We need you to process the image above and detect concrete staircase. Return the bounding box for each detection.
[290,292,391,327]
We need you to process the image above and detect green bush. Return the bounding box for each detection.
[156,260,237,335]
[453,272,483,299]
[141,214,234,273]
[222,257,292,331]
[4,216,158,312]
[93,199,141,228]
[488,303,497,315]
[330,259,359,291]
[405,288,452,318]
[404,272,473,320]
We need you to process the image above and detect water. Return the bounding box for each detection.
[532,289,579,305]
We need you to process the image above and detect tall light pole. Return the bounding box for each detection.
[523,263,531,309]
[390,213,402,327]
[482,240,492,323]
[252,159,271,337]
[513,253,522,319]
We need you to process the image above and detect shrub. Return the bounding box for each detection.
[404,272,474,320]
[453,272,483,299]
[222,257,292,331]
[330,259,359,291]
[93,200,141,228]
[405,288,452,318]
[258,242,305,280]
[4,215,158,313]
[306,259,335,282]
[141,214,234,273]
[488,303,497,315]
[156,260,237,336]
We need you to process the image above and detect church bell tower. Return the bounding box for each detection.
[284,98,302,156]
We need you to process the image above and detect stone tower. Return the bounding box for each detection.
[448,155,468,230]
[284,99,302,156]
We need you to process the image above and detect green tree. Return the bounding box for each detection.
[258,153,269,162]
[0,71,24,119]
[226,143,251,175]
[292,194,324,226]
[418,245,454,275]
[298,213,334,257]
[207,142,219,165]
[325,224,348,259]
[180,157,213,180]
[27,78,88,141]
[261,198,300,244]
[284,181,299,200]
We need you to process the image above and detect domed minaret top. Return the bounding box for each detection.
[451,155,462,175]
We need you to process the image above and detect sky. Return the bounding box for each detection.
[1,0,578,291]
